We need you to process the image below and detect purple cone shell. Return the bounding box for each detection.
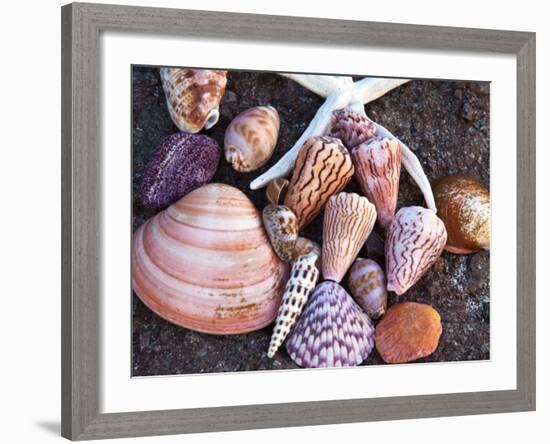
[286,281,375,368]
[329,108,377,150]
[139,132,221,209]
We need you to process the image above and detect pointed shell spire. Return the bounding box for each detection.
[283,136,354,229]
[351,138,402,228]
[322,193,377,283]
[267,251,320,358]
[286,281,375,368]
[385,206,447,295]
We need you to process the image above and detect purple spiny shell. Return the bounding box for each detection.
[139,132,220,209]
[329,108,377,150]
[286,281,375,368]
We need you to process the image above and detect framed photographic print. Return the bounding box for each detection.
[61,2,536,440]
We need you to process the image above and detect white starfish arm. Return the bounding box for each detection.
[351,77,410,104]
[250,89,354,190]
[352,106,437,212]
[279,74,354,97]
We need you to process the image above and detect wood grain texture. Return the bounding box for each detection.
[61,2,535,440]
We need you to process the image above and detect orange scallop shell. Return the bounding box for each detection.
[132,183,289,334]
[375,302,442,364]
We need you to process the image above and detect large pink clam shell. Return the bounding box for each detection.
[132,183,289,334]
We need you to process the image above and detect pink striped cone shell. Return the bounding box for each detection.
[267,251,320,358]
[132,183,289,334]
[385,206,447,295]
[160,68,227,133]
[224,106,280,172]
[351,138,402,228]
[286,281,375,368]
[322,192,377,283]
[348,258,387,319]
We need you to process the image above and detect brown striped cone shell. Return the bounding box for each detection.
[132,183,289,335]
[294,237,322,271]
[286,281,375,368]
[385,206,447,295]
[262,204,299,262]
[265,178,289,205]
[433,174,490,254]
[330,108,378,150]
[224,106,280,172]
[375,302,442,364]
[160,68,227,133]
[284,136,354,229]
[322,193,377,283]
[267,251,320,358]
[348,258,387,319]
[351,138,402,228]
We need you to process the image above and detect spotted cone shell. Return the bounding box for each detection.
[267,251,320,358]
[284,136,354,229]
[375,302,442,364]
[286,281,375,368]
[160,68,227,133]
[330,108,378,150]
[224,106,280,172]
[348,258,387,319]
[262,204,298,261]
[322,193,377,283]
[385,206,447,295]
[351,138,402,228]
[132,183,289,334]
[433,174,490,254]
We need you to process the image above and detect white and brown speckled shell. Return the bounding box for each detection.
[224,106,280,172]
[132,183,289,334]
[322,193,377,283]
[385,206,447,295]
[160,68,227,133]
[262,204,298,262]
[267,251,320,358]
[351,138,402,228]
[284,136,354,229]
[286,281,375,368]
[348,258,387,319]
[294,237,321,271]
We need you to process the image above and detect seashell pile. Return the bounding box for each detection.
[433,174,490,254]
[375,302,442,364]
[160,68,227,133]
[286,281,375,368]
[138,132,221,209]
[224,106,280,172]
[284,136,354,229]
[132,68,490,371]
[132,183,289,334]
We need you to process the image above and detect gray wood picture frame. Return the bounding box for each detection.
[61,2,536,440]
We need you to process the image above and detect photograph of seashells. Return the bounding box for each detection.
[132,66,490,376]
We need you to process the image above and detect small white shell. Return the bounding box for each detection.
[224,106,280,172]
[267,251,320,358]
[348,258,387,319]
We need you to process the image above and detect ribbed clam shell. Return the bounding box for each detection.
[385,206,447,295]
[375,302,442,364]
[322,193,377,283]
[286,281,375,368]
[267,251,320,358]
[160,68,227,133]
[132,183,289,334]
[348,258,387,319]
[329,108,377,150]
[284,136,354,229]
[265,178,289,205]
[351,138,402,228]
[433,174,490,254]
[262,204,298,262]
[138,132,220,210]
[224,106,280,172]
